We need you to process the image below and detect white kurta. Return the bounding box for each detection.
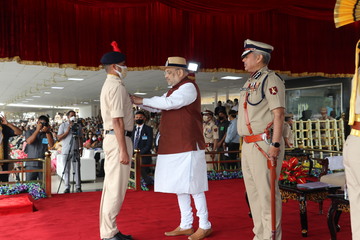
[142,83,208,194]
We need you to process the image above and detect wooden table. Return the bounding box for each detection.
[327,194,350,240]
[279,183,341,237]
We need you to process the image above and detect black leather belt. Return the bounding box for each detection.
[105,129,133,138]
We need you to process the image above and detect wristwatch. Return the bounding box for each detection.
[271,142,280,148]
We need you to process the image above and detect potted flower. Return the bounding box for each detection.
[279,157,309,185]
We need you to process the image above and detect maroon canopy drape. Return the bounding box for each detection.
[1,0,359,76]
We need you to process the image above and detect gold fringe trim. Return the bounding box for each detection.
[355,114,360,121]
[0,56,355,78]
[350,128,360,137]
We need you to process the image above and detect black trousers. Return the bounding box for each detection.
[0,163,9,182]
[227,142,240,169]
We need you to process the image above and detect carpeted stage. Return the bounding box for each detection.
[0,179,351,240]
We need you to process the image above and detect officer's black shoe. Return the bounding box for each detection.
[102,236,121,240]
[102,233,130,240]
[76,188,82,193]
[115,231,133,240]
[63,188,70,194]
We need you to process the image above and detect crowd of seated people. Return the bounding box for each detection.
[1,102,246,183]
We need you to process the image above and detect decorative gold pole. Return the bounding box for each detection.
[45,152,52,197]
[349,40,360,125]
[135,150,142,191]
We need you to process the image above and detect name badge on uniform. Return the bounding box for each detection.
[42,138,48,144]
[142,135,148,140]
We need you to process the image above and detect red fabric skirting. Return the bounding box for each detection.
[0,194,34,216]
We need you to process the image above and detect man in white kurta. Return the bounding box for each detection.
[132,57,212,240]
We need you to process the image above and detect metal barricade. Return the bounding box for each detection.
[292,119,345,158]
[0,152,52,197]
[129,149,242,191]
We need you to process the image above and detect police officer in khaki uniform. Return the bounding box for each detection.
[237,39,285,240]
[202,110,219,170]
[99,42,134,240]
[343,40,360,240]
[283,113,294,148]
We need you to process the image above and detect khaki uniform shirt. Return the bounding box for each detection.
[203,120,219,144]
[237,66,285,136]
[100,74,134,132]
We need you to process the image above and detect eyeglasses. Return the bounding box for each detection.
[163,68,180,76]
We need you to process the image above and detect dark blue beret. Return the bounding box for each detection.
[100,51,126,65]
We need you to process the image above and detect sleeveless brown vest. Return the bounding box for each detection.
[158,77,205,154]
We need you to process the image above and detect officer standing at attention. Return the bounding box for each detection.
[237,39,285,239]
[99,41,134,240]
[283,113,294,148]
[343,40,360,240]
[202,110,218,170]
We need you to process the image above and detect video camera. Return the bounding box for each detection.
[70,118,83,135]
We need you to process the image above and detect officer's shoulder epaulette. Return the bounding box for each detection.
[267,70,284,82]
[275,72,284,82]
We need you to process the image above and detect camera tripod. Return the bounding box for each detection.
[56,127,82,194]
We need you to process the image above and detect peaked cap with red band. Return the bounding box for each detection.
[100,41,126,64]
[241,39,274,59]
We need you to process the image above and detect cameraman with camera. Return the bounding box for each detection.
[57,110,83,193]
[25,115,54,181]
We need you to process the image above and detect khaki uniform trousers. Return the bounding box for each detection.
[205,145,215,171]
[241,140,284,240]
[100,135,132,239]
[343,135,360,239]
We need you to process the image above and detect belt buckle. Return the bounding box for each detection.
[261,133,270,145]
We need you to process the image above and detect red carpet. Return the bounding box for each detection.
[0,179,351,240]
[0,194,34,216]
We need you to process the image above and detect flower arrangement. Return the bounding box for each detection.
[128,178,150,191]
[207,170,243,180]
[279,157,309,185]
[0,183,46,200]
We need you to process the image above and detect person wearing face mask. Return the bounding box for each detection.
[131,111,154,185]
[57,110,83,193]
[238,39,285,239]
[202,110,218,171]
[99,41,134,240]
[131,57,212,240]
[84,132,102,149]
